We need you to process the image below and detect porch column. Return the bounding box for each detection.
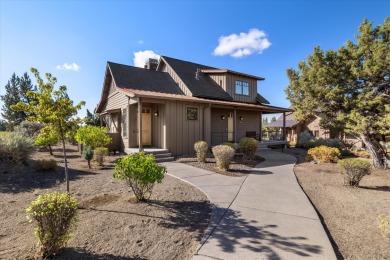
[259,111,263,142]
[138,98,143,152]
[283,112,286,141]
[234,108,237,143]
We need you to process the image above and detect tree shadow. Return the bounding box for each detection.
[360,186,390,192]
[250,169,273,175]
[200,207,323,259]
[0,165,98,194]
[55,247,146,259]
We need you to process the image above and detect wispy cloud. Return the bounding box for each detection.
[137,40,144,44]
[213,28,271,58]
[133,50,160,67]
[56,63,81,71]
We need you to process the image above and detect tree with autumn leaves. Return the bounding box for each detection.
[286,18,390,168]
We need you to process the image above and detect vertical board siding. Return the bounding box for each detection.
[210,108,233,145]
[203,107,211,145]
[152,104,165,148]
[236,110,261,141]
[128,104,138,147]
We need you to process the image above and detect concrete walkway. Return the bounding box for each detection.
[163,149,336,260]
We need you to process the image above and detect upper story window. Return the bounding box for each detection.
[235,80,249,95]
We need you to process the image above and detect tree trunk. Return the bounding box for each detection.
[360,134,385,169]
[87,159,91,169]
[58,121,70,193]
[48,145,53,155]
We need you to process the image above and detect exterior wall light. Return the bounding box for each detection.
[239,116,244,121]
[221,115,225,120]
[154,111,159,117]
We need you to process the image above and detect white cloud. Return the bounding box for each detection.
[133,50,160,68]
[137,40,144,44]
[213,28,271,58]
[56,63,81,71]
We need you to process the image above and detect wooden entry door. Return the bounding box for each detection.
[228,113,234,142]
[137,108,152,146]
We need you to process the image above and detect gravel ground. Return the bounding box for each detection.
[0,145,211,260]
[279,148,390,260]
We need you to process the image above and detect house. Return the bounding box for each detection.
[95,56,292,157]
[265,113,365,147]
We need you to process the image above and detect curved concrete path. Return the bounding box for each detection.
[163,149,336,260]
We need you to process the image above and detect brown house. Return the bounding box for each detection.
[95,56,292,158]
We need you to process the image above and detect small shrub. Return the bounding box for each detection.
[0,132,35,165]
[222,142,238,151]
[194,141,208,163]
[338,158,371,187]
[75,126,111,150]
[324,138,342,149]
[94,147,109,166]
[35,159,58,172]
[239,137,258,160]
[212,145,235,171]
[307,145,341,163]
[14,121,43,138]
[113,152,166,201]
[351,150,371,159]
[378,214,390,239]
[298,130,314,148]
[289,141,297,148]
[26,192,78,258]
[82,147,94,169]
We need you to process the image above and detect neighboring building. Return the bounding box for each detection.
[95,56,292,156]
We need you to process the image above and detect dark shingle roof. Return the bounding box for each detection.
[265,113,298,128]
[161,56,233,101]
[108,62,184,95]
[256,93,270,104]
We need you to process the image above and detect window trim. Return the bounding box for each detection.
[186,106,198,121]
[235,80,250,96]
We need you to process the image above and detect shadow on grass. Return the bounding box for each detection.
[55,247,146,259]
[0,165,98,194]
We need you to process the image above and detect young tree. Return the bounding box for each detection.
[84,109,101,126]
[1,73,36,129]
[12,68,85,192]
[286,18,390,168]
[271,116,276,122]
[75,125,111,149]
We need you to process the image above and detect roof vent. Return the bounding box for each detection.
[195,68,200,80]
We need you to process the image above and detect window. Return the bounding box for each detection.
[235,80,249,95]
[122,108,128,137]
[187,107,198,120]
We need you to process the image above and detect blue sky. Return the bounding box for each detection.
[1,0,389,119]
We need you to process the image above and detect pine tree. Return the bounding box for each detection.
[84,109,101,126]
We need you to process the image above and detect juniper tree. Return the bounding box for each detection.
[286,18,390,168]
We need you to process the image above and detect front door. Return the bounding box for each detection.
[228,113,234,142]
[137,108,152,146]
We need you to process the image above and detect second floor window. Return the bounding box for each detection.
[235,80,249,95]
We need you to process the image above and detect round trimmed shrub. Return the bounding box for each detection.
[26,192,78,258]
[338,158,371,187]
[113,152,166,201]
[222,142,238,151]
[212,145,235,171]
[94,147,109,166]
[239,137,258,160]
[307,145,341,163]
[194,141,208,163]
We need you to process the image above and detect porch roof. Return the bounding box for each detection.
[117,87,293,113]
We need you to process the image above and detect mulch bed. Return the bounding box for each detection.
[0,145,211,260]
[176,154,264,177]
[279,147,390,260]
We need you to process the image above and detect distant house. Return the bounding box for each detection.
[265,113,364,147]
[95,56,292,157]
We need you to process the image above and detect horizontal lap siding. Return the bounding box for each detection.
[165,100,204,156]
[236,110,260,141]
[106,92,128,111]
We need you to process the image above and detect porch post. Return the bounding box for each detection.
[283,112,286,141]
[138,98,143,152]
[234,108,237,143]
[259,111,263,142]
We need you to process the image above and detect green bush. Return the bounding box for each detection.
[113,152,166,201]
[297,130,314,148]
[212,145,235,171]
[222,142,238,151]
[14,121,43,138]
[82,147,94,169]
[307,145,341,163]
[351,150,371,159]
[35,159,58,172]
[239,137,258,160]
[194,141,208,163]
[94,147,109,166]
[26,192,78,258]
[378,214,390,239]
[289,141,297,148]
[338,158,371,187]
[75,126,111,150]
[0,132,35,165]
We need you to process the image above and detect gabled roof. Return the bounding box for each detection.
[200,69,265,80]
[256,93,270,104]
[160,56,233,101]
[108,62,184,95]
[265,113,299,128]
